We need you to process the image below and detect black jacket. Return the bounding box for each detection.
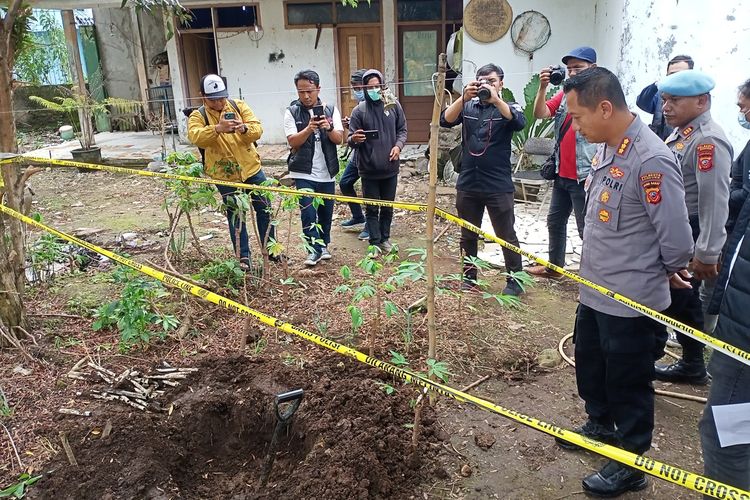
[706,203,750,355]
[727,139,750,234]
[636,83,673,141]
[439,97,525,193]
[347,69,408,179]
[287,99,339,177]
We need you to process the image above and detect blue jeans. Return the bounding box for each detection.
[547,177,586,267]
[699,348,750,497]
[294,178,335,253]
[215,170,274,260]
[339,158,364,221]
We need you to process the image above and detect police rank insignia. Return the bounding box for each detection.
[598,209,610,222]
[599,191,610,203]
[592,156,599,167]
[675,142,685,151]
[640,172,663,205]
[609,166,625,179]
[682,126,694,138]
[697,143,715,172]
[616,137,631,156]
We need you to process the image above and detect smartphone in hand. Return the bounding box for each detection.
[224,112,236,120]
[363,130,379,140]
[312,105,325,118]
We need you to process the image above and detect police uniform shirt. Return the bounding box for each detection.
[665,110,732,265]
[580,115,694,317]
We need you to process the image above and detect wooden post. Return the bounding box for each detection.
[62,10,94,148]
[425,54,447,373]
[130,8,153,122]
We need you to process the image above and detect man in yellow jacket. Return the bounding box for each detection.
[187,74,275,269]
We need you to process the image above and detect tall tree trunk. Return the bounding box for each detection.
[0,3,30,346]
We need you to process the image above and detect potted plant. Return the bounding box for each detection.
[29,90,140,165]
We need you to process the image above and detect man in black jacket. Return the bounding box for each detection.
[348,69,407,255]
[700,79,750,495]
[635,55,693,141]
[439,63,526,296]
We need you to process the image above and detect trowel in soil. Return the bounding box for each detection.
[259,388,304,487]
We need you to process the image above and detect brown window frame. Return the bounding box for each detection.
[177,3,262,34]
[283,0,383,29]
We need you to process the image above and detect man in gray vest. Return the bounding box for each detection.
[654,70,732,384]
[283,69,344,266]
[556,67,693,497]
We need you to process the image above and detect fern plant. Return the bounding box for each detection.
[29,93,140,150]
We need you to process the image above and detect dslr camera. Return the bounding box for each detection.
[548,65,566,86]
[476,80,492,102]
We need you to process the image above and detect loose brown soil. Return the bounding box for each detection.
[1,166,710,499]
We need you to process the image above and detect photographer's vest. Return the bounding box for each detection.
[287,101,339,177]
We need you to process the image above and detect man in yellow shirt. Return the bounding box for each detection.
[187,74,275,269]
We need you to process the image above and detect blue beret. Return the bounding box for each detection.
[658,69,715,96]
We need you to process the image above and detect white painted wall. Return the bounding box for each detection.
[603,0,750,155]
[460,0,598,102]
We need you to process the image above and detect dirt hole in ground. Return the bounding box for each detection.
[31,354,443,499]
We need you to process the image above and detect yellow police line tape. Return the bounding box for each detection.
[4,155,750,369]
[0,202,745,500]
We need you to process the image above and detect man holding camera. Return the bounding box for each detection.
[526,47,598,279]
[348,69,407,255]
[439,64,527,296]
[187,73,273,271]
[284,69,344,266]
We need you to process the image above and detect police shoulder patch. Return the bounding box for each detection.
[696,143,715,172]
[640,172,663,205]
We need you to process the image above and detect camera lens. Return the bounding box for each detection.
[478,87,491,101]
[549,65,566,86]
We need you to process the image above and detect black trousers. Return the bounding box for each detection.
[455,190,522,280]
[360,175,398,245]
[664,277,705,366]
[574,304,666,454]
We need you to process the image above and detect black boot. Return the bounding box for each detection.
[654,360,710,385]
[582,460,648,497]
[555,419,616,451]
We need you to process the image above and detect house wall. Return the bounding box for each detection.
[170,0,399,144]
[460,0,598,102]
[599,0,750,154]
[93,7,167,99]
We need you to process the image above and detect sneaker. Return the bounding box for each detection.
[665,328,679,348]
[357,230,370,241]
[502,278,524,297]
[378,240,393,254]
[320,247,332,260]
[366,245,381,258]
[341,218,366,231]
[304,251,323,266]
[555,420,616,451]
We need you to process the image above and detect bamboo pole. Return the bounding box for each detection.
[426,54,447,374]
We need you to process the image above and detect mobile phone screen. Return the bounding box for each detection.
[224,112,236,120]
[312,105,325,118]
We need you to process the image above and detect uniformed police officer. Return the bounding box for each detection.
[556,67,693,497]
[654,70,732,385]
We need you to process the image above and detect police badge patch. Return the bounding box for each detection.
[697,143,715,172]
[640,172,663,205]
[598,209,610,222]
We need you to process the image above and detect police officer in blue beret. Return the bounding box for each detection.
[655,69,733,385]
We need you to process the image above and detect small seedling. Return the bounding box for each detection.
[0,388,13,418]
[426,358,452,383]
[0,473,42,499]
[390,350,409,367]
[377,382,396,395]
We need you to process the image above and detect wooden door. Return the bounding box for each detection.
[336,26,382,120]
[179,33,217,107]
[397,25,440,143]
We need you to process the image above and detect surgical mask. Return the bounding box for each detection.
[367,89,382,101]
[739,110,750,130]
[353,89,365,101]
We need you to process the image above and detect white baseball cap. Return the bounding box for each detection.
[201,74,229,99]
